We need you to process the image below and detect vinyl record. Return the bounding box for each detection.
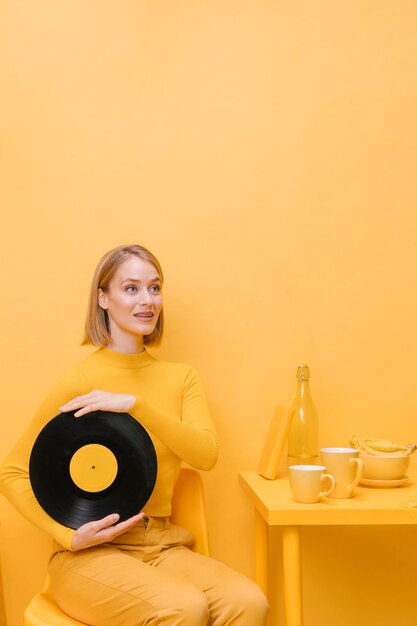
[29,410,157,529]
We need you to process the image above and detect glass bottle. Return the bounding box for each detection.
[287,363,319,466]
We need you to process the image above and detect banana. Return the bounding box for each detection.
[350,435,417,456]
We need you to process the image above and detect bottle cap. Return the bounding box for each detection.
[296,363,310,380]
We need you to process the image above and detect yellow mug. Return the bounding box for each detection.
[320,447,364,498]
[288,464,336,503]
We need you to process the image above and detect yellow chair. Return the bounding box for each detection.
[24,467,210,626]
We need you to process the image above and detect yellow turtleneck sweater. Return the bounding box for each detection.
[0,348,219,551]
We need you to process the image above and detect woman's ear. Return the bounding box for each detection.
[98,289,108,310]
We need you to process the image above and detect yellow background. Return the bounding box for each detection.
[1,1,417,625]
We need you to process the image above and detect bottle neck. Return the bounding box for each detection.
[296,379,311,399]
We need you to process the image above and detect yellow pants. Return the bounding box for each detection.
[49,517,269,625]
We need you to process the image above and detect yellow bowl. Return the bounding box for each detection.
[359,454,410,480]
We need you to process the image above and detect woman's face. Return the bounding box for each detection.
[98,255,162,352]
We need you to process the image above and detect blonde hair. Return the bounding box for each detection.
[82,244,164,347]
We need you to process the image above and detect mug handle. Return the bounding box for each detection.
[319,473,336,498]
[347,457,364,491]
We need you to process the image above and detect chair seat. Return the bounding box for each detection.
[24,591,86,625]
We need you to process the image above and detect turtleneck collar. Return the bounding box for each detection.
[94,347,155,369]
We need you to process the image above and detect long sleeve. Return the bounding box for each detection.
[132,366,219,470]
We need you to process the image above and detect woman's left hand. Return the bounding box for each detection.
[59,390,136,417]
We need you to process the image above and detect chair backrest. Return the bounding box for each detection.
[170,467,210,556]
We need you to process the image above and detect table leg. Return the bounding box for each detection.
[282,525,303,626]
[254,509,268,596]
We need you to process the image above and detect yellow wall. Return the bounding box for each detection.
[1,1,417,625]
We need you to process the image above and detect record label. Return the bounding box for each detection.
[29,410,157,529]
[69,444,118,492]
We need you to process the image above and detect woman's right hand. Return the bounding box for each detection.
[71,511,144,551]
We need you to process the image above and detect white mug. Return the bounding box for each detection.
[320,447,364,498]
[288,465,336,503]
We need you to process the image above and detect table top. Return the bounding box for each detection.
[239,470,417,526]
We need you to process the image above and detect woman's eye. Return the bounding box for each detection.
[126,285,137,293]
[150,285,161,294]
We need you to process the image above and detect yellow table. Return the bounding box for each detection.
[239,470,417,626]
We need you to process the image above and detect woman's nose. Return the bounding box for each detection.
[138,288,152,304]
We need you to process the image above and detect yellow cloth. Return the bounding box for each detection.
[48,517,268,625]
[0,348,219,551]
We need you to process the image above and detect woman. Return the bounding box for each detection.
[0,244,268,625]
